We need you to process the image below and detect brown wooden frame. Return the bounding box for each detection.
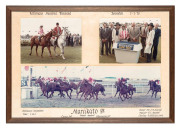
[6,6,175,123]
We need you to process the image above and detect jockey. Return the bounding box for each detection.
[54,22,62,44]
[38,25,44,42]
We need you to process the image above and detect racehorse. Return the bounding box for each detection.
[50,27,68,59]
[35,77,62,99]
[127,84,136,99]
[114,79,130,101]
[76,79,94,101]
[89,83,106,101]
[56,78,73,99]
[147,80,154,95]
[29,30,56,58]
[151,80,161,98]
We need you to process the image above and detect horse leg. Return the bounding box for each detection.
[147,89,151,95]
[95,92,98,101]
[66,91,71,99]
[36,44,39,56]
[69,89,73,98]
[79,92,85,101]
[151,91,154,98]
[54,45,58,57]
[47,46,52,58]
[46,91,49,99]
[60,44,65,59]
[29,42,34,56]
[155,91,157,98]
[114,91,118,97]
[41,46,44,58]
[119,93,124,101]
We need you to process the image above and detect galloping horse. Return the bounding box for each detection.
[147,80,154,95]
[114,79,130,101]
[90,83,106,101]
[50,27,68,59]
[127,84,136,99]
[29,30,56,58]
[56,78,73,99]
[35,77,61,99]
[77,79,94,101]
[151,80,161,98]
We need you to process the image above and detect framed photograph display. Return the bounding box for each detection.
[6,6,175,123]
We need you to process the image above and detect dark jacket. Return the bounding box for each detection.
[100,27,110,41]
[153,28,161,45]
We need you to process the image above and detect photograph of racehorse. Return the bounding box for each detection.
[21,66,161,108]
[21,18,82,64]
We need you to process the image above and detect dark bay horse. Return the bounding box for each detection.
[114,79,129,101]
[77,79,94,101]
[29,30,56,58]
[151,80,161,98]
[147,80,154,95]
[35,77,61,99]
[90,83,106,101]
[127,84,136,99]
[56,79,73,99]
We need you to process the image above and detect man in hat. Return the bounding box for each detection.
[112,22,121,44]
[129,22,140,42]
[119,24,129,41]
[144,23,155,63]
[140,22,148,57]
[54,22,62,44]
[152,23,161,61]
[100,22,110,56]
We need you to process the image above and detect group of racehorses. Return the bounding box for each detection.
[29,27,68,59]
[35,77,161,102]
[35,77,106,101]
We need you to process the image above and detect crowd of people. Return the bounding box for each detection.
[66,33,82,47]
[100,22,161,63]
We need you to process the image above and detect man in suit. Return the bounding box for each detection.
[100,22,110,56]
[152,23,161,60]
[129,22,140,43]
[108,22,114,54]
[140,22,148,57]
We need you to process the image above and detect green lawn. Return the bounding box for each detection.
[21,46,82,64]
[100,37,161,63]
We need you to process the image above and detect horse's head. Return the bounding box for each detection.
[35,76,41,84]
[62,27,68,35]
[51,29,56,36]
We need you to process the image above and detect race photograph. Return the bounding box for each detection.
[99,18,161,63]
[21,18,82,64]
[21,66,161,108]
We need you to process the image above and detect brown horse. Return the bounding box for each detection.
[35,77,62,99]
[147,80,154,95]
[56,78,73,99]
[89,83,106,101]
[114,79,129,101]
[77,79,94,101]
[29,30,56,58]
[127,84,136,99]
[151,80,161,98]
